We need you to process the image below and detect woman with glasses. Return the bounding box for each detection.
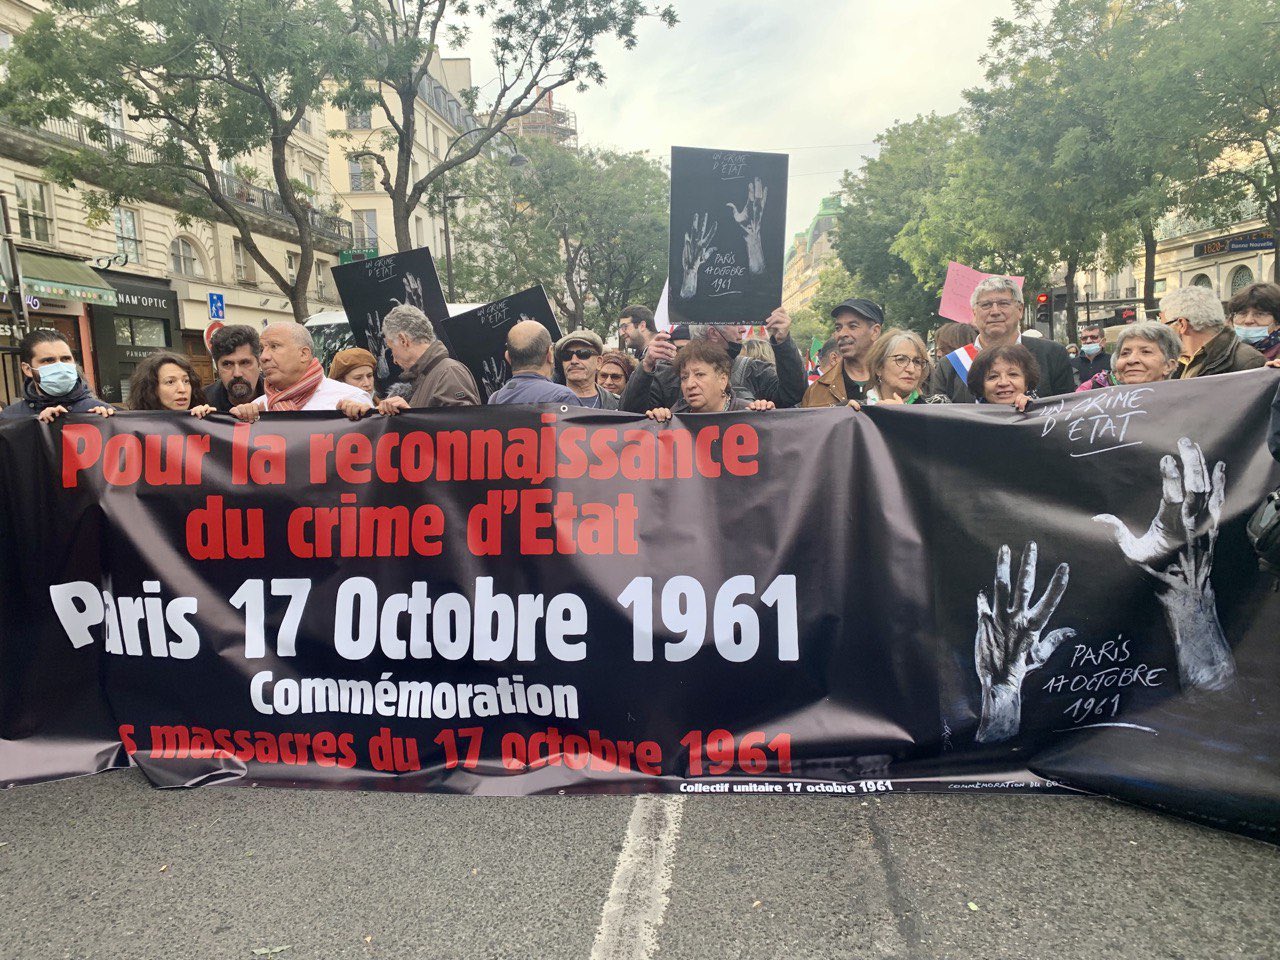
[965,343,1038,410]
[854,329,950,407]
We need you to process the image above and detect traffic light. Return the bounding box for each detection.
[1035,292,1051,326]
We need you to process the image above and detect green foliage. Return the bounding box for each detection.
[447,138,668,336]
[788,260,856,345]
[0,0,368,320]
[335,0,678,251]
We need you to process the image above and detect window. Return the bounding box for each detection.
[114,316,166,348]
[346,108,371,130]
[0,30,11,81]
[315,261,329,299]
[1153,278,1167,295]
[348,157,376,192]
[299,111,313,136]
[233,239,256,284]
[414,216,425,249]
[169,237,206,278]
[1191,273,1214,289]
[432,125,441,157]
[303,170,317,194]
[14,177,52,243]
[113,207,141,262]
[352,210,378,246]
[1230,265,1254,295]
[286,252,297,283]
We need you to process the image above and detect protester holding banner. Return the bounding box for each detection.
[1226,282,1280,362]
[853,329,950,407]
[363,305,480,417]
[0,328,113,422]
[621,309,805,413]
[644,339,776,421]
[1076,321,1180,391]
[126,352,216,418]
[801,298,884,408]
[488,320,583,406]
[929,277,1074,403]
[230,323,367,421]
[204,325,266,413]
[597,350,635,396]
[328,348,378,402]
[1163,285,1265,379]
[555,330,620,409]
[965,344,1038,409]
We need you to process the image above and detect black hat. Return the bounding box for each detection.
[669,323,691,341]
[831,298,885,325]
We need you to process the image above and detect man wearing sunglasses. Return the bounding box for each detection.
[555,330,620,409]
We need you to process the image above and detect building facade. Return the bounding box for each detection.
[325,56,484,271]
[782,194,842,312]
[0,0,352,405]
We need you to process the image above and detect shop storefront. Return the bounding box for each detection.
[1,251,117,406]
[90,271,181,405]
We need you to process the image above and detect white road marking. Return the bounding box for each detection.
[590,795,685,960]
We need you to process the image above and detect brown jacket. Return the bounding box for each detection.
[402,340,481,407]
[1177,328,1266,380]
[800,362,864,407]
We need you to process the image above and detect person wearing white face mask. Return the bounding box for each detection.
[1,328,113,423]
[1072,322,1110,385]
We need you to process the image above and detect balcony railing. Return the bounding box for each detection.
[16,113,352,245]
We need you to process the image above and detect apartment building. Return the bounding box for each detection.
[0,0,352,404]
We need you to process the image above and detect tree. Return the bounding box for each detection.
[338,0,677,252]
[789,259,855,345]
[833,113,967,335]
[0,0,367,322]
[1146,0,1280,282]
[447,138,668,334]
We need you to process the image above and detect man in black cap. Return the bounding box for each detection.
[800,297,883,407]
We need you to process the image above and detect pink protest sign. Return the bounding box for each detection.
[939,261,1023,324]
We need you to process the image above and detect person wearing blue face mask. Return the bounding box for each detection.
[1,328,113,423]
[1227,282,1280,363]
[1071,321,1110,385]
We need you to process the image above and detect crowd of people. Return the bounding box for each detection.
[3,278,1279,456]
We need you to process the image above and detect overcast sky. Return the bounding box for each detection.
[458,0,1015,238]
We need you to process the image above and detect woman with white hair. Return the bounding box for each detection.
[1076,321,1181,391]
[1160,285,1265,379]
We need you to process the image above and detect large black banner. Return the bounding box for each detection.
[1,372,1277,841]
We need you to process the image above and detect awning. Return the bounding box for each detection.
[20,251,118,307]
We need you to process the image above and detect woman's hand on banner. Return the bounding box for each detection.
[337,398,374,421]
[646,407,673,423]
[188,404,217,419]
[378,396,411,417]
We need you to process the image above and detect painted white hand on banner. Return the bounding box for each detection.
[1093,437,1236,691]
[726,177,767,275]
[679,213,717,299]
[974,542,1074,743]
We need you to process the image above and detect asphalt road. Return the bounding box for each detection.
[1,770,1277,960]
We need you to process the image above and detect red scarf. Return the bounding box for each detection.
[264,357,325,411]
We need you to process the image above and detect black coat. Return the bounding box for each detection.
[1269,380,1280,465]
[620,335,807,413]
[928,336,1076,403]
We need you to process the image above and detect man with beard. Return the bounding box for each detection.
[801,298,883,407]
[1,328,113,421]
[617,304,657,358]
[556,329,619,409]
[204,325,266,412]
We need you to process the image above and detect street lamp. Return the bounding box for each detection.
[438,128,529,300]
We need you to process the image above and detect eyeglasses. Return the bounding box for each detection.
[976,299,1018,311]
[1163,317,1184,328]
[560,348,598,361]
[887,354,927,370]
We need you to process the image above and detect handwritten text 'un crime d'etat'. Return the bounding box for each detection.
[57,413,761,561]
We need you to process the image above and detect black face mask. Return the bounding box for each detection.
[225,375,256,402]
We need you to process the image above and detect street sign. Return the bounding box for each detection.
[203,320,225,353]
[208,292,225,320]
[340,247,378,264]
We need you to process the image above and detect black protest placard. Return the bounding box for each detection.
[332,247,450,392]
[668,146,789,327]
[440,286,561,401]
